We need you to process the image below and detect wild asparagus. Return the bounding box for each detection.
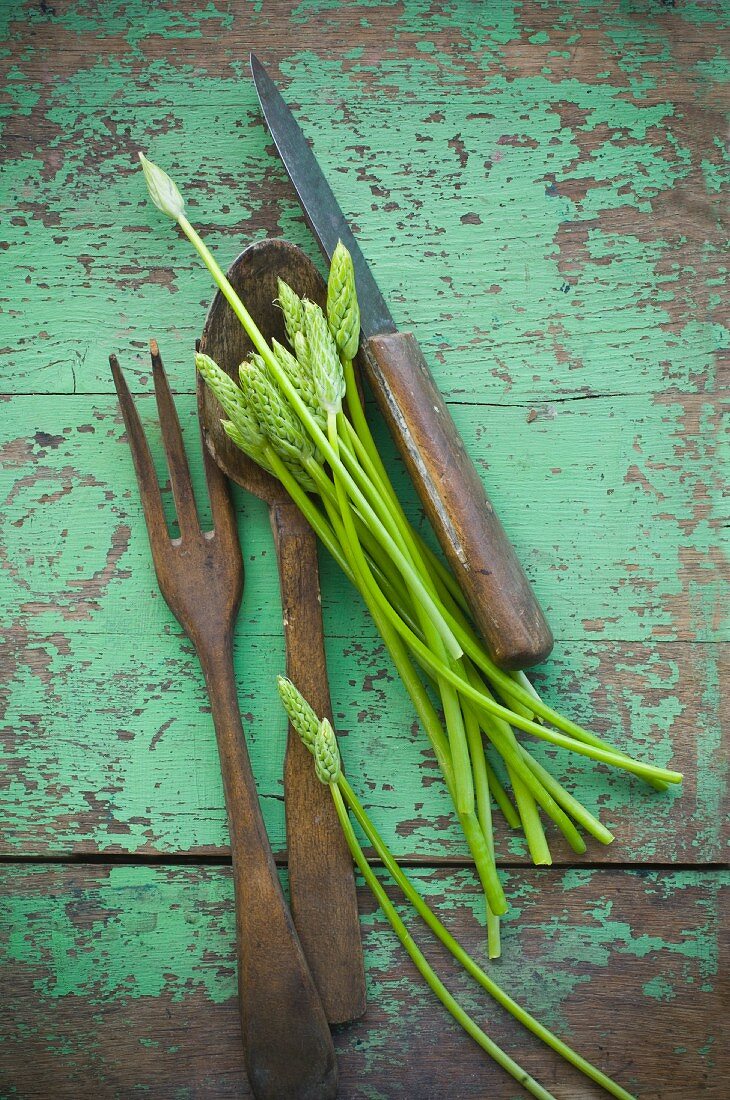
[139,152,683,959]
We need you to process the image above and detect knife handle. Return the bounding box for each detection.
[270,499,367,1026]
[362,330,553,670]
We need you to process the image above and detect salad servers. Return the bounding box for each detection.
[199,238,366,1026]
[111,343,337,1100]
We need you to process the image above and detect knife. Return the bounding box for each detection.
[250,54,553,670]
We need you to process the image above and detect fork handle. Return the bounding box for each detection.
[198,641,337,1100]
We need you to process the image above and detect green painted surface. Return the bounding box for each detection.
[3,613,721,858]
[0,390,724,857]
[0,3,725,851]
[0,394,725,643]
[1,3,727,399]
[0,864,710,1006]
[0,0,727,1090]
[0,864,725,1096]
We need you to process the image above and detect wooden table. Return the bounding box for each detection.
[1,2,726,1096]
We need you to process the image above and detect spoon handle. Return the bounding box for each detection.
[198,639,338,1100]
[271,499,367,1025]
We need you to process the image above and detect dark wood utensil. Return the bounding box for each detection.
[110,344,337,1100]
[250,52,554,672]
[199,239,366,1027]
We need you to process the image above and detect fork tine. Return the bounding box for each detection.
[110,354,170,561]
[150,339,200,540]
[196,368,239,549]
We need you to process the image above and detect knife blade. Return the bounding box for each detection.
[250,53,394,341]
[250,53,553,670]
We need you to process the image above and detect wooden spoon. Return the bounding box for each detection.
[199,238,366,1027]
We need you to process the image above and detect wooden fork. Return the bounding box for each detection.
[110,342,337,1100]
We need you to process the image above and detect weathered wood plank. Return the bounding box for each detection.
[0,864,725,1099]
[0,1,726,1094]
[1,3,726,399]
[0,388,724,859]
[3,1,728,100]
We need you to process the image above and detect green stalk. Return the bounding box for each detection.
[510,670,544,721]
[366,589,560,857]
[325,419,448,691]
[268,451,602,862]
[392,527,668,791]
[316,474,456,794]
[277,444,611,858]
[330,411,507,909]
[336,392,636,803]
[337,411,448,613]
[496,687,539,725]
[462,664,586,856]
[262,449,353,582]
[479,709,585,857]
[327,412,506,915]
[519,750,614,847]
[382,620,681,785]
[182,199,674,787]
[412,525,472,615]
[464,700,501,957]
[261,455,461,838]
[336,417,415,556]
[341,365,466,646]
[353,593,535,842]
[330,784,556,1100]
[281,434,678,790]
[460,807,508,917]
[428,595,669,790]
[342,356,404,517]
[178,214,462,660]
[363,563,611,854]
[484,758,521,829]
[336,552,678,786]
[507,763,552,866]
[338,776,636,1100]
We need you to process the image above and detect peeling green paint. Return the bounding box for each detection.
[1,864,723,1095]
[643,975,676,1001]
[1,12,726,399]
[1,866,236,1003]
[0,1,726,1092]
[0,0,725,867]
[0,391,723,857]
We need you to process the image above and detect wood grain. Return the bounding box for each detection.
[1,395,723,644]
[273,499,367,1024]
[0,864,725,1099]
[111,353,336,1099]
[0,0,727,1096]
[1,626,724,862]
[363,328,554,668]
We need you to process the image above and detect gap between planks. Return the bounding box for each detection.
[1,854,726,872]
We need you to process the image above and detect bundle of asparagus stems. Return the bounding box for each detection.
[277,677,636,1100]
[140,154,681,962]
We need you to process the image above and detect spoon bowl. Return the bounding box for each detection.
[198,238,327,503]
